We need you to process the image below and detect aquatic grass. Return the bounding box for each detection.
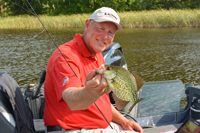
[0,14,90,29]
[119,9,200,28]
[1,9,200,29]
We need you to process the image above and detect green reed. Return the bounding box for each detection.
[1,9,200,29]
[120,9,200,28]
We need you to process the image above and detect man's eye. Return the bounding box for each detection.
[99,28,104,31]
[109,31,113,35]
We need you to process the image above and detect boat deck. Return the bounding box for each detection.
[143,124,180,133]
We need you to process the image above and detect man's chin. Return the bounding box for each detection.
[94,47,106,53]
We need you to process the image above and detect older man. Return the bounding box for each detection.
[44,7,143,133]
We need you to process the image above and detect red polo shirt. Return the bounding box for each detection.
[43,34,112,129]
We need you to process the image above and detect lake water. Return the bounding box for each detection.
[1,27,200,116]
[1,27,200,91]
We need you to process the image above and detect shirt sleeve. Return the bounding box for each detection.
[51,55,82,102]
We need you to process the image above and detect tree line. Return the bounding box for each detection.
[0,0,200,16]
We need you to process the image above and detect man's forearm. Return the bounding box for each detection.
[111,105,127,125]
[62,87,100,110]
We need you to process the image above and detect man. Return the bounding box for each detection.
[44,7,143,133]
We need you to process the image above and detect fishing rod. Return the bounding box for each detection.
[25,0,79,79]
[12,0,113,129]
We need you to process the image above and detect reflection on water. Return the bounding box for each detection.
[1,27,200,115]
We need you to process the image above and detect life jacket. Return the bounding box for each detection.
[0,72,35,133]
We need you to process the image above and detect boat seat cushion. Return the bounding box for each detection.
[0,72,35,133]
[0,90,15,133]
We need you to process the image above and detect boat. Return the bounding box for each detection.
[1,42,200,133]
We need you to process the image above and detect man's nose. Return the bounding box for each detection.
[101,31,109,40]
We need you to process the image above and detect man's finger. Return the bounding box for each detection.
[86,69,98,81]
[94,76,108,93]
[93,74,103,84]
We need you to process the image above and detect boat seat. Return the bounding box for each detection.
[0,90,16,133]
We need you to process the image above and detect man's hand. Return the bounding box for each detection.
[85,69,108,96]
[111,105,143,133]
[121,119,144,133]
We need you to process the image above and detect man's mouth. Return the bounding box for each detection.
[97,39,105,45]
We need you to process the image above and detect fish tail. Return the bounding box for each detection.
[128,98,145,114]
[131,73,145,92]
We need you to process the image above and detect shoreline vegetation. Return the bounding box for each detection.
[1,9,200,29]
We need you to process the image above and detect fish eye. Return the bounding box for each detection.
[106,67,110,70]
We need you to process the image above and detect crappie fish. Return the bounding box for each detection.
[98,64,145,113]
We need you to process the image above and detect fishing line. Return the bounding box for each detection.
[25,29,45,58]
[119,111,137,122]
[25,0,79,79]
[37,0,41,6]
[32,29,45,39]
[26,29,45,45]
[12,0,113,129]
[94,103,113,129]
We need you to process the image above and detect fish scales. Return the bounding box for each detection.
[112,66,138,102]
[98,64,145,111]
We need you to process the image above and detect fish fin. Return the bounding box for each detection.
[128,98,145,114]
[112,93,129,110]
[106,79,116,94]
[132,73,145,92]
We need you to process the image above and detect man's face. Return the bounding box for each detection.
[84,19,118,56]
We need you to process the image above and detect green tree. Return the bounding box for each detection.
[190,0,200,8]
[1,0,200,16]
[1,0,43,15]
[0,0,3,16]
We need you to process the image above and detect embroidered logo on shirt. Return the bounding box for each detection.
[62,77,69,86]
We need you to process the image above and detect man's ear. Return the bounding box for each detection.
[84,19,91,32]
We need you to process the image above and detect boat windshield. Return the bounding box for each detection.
[137,80,188,117]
